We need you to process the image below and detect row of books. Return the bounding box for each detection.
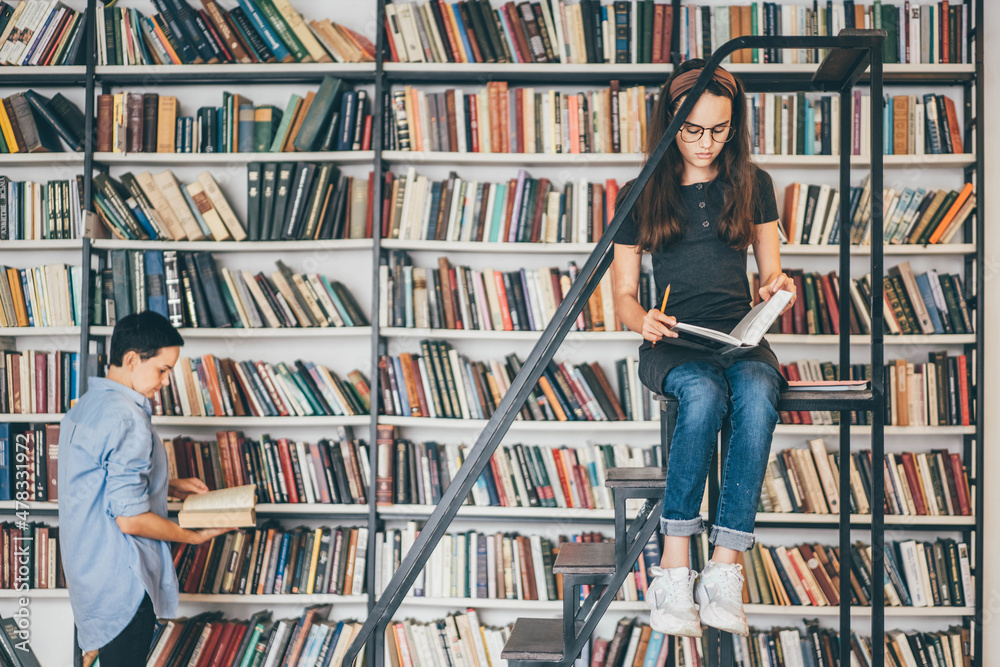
[0,175,84,241]
[0,423,58,502]
[96,0,374,66]
[147,354,371,419]
[757,265,974,338]
[741,537,973,610]
[165,430,370,506]
[380,251,638,332]
[383,169,623,244]
[884,355,973,427]
[172,523,369,597]
[99,250,367,331]
[93,169,246,242]
[0,89,86,153]
[752,90,965,157]
[0,1,85,66]
[383,1,972,66]
[781,178,974,246]
[0,349,77,416]
[0,521,61,592]
[383,83,963,156]
[146,606,366,667]
[0,263,82,328]
[376,429,662,510]
[378,342,643,423]
[245,162,372,241]
[761,441,971,518]
[98,77,371,154]
[386,169,621,247]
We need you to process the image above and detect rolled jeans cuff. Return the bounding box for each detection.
[709,525,757,551]
[660,516,705,537]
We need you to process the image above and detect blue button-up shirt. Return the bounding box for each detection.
[58,377,178,651]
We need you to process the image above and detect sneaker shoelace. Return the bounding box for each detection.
[647,566,697,619]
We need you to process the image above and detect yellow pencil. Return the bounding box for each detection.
[652,284,670,347]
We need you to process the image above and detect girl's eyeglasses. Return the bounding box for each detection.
[679,123,734,143]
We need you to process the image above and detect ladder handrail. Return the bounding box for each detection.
[345,32,885,666]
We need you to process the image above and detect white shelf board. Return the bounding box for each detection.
[93,151,374,164]
[178,593,368,604]
[90,326,372,339]
[767,334,976,345]
[0,240,82,250]
[380,327,636,342]
[383,63,975,77]
[0,65,87,76]
[151,415,369,427]
[0,589,68,599]
[89,239,373,252]
[166,502,369,516]
[380,151,975,168]
[0,501,57,512]
[0,153,83,165]
[381,239,977,256]
[0,414,62,423]
[0,327,80,337]
[95,63,375,77]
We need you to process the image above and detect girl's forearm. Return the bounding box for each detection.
[616,294,651,333]
[115,511,196,544]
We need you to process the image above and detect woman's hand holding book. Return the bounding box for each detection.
[761,272,797,315]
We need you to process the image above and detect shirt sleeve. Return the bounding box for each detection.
[612,180,640,245]
[754,167,779,225]
[103,417,154,518]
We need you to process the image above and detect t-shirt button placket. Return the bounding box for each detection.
[703,220,710,227]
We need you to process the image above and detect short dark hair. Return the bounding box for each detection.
[109,311,185,367]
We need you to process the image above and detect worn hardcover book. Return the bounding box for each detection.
[666,290,793,354]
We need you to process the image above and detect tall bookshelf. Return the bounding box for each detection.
[0,1,985,665]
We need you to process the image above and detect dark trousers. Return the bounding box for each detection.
[98,592,154,667]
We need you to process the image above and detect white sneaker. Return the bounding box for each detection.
[694,561,750,636]
[646,566,702,637]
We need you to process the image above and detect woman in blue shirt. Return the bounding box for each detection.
[59,312,233,666]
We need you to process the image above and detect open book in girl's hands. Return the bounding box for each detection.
[177,484,256,528]
[665,290,795,355]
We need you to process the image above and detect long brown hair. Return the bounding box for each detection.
[633,59,757,252]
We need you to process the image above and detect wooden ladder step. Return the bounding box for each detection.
[552,542,615,575]
[605,467,666,489]
[502,618,569,662]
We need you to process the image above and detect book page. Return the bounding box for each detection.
[181,484,257,513]
[730,290,794,345]
[669,323,742,347]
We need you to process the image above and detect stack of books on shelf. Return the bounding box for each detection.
[96,0,375,65]
[780,178,974,246]
[0,90,86,153]
[761,441,971,518]
[246,162,373,240]
[376,428,661,511]
[92,170,246,242]
[382,1,971,66]
[97,76,370,154]
[0,521,62,590]
[98,252,367,331]
[386,80,651,154]
[0,263,82,327]
[147,606,367,667]
[172,523,369,596]
[148,354,371,419]
[165,428,370,505]
[381,251,644,332]
[382,169,622,244]
[739,537,973,609]
[755,263,974,337]
[385,610,508,667]
[0,349,78,415]
[378,341,653,422]
[0,175,85,240]
[0,423,58,502]
[0,1,86,66]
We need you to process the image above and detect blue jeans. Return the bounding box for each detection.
[660,360,781,552]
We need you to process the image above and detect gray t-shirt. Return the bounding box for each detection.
[613,165,783,393]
